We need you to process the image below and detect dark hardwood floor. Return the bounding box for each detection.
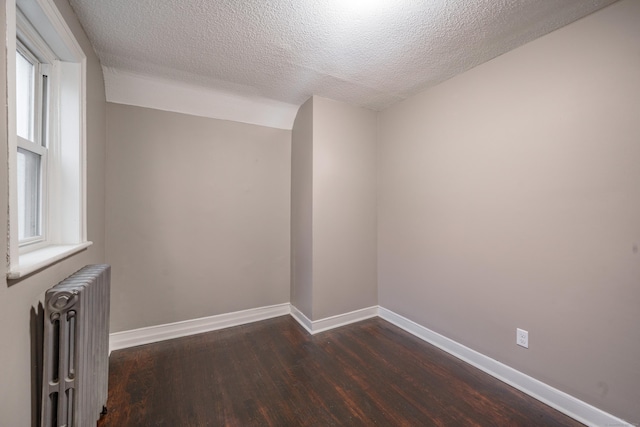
[98,316,583,426]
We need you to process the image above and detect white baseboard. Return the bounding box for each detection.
[378,307,631,427]
[289,305,379,334]
[289,305,314,334]
[109,303,290,353]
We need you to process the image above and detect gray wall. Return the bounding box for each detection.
[0,0,107,425]
[106,103,291,332]
[290,96,378,321]
[290,98,314,316]
[312,97,378,319]
[377,0,640,422]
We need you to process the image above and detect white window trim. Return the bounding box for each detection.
[6,0,91,279]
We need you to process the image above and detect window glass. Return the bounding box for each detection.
[17,147,42,240]
[16,49,35,142]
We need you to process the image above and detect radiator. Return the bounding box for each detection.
[41,264,111,427]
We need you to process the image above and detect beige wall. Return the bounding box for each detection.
[0,0,107,425]
[106,103,291,332]
[290,96,378,320]
[290,98,314,316]
[312,97,378,319]
[377,0,640,422]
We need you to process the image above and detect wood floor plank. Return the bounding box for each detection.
[98,316,584,426]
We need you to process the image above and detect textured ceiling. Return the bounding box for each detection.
[69,0,617,111]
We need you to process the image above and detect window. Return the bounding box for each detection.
[7,0,91,279]
[16,37,50,245]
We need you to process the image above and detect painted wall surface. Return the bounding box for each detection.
[106,103,291,332]
[290,98,314,317]
[0,0,107,424]
[312,97,378,320]
[377,0,640,422]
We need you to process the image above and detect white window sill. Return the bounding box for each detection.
[7,241,93,280]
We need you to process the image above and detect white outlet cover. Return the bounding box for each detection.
[517,328,529,348]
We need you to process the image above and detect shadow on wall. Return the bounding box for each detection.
[30,304,44,427]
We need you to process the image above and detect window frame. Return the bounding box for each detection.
[6,0,92,279]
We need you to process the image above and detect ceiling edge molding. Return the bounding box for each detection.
[102,66,299,130]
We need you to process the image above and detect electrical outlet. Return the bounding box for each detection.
[516,328,529,348]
